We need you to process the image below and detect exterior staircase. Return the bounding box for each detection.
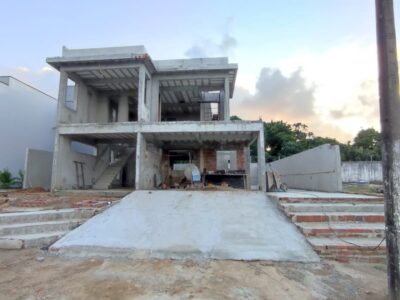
[0,209,95,249]
[273,194,386,263]
[93,148,134,190]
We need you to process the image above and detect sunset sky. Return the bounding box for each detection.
[1,0,399,142]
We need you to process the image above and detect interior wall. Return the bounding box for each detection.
[52,136,109,190]
[60,78,98,124]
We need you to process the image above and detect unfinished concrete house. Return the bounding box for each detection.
[47,46,266,191]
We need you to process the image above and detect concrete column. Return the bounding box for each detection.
[135,132,145,189]
[57,70,68,123]
[257,128,267,191]
[200,103,205,121]
[199,149,204,170]
[118,95,129,122]
[219,98,225,121]
[138,66,146,121]
[96,95,109,123]
[244,146,251,189]
[150,78,160,121]
[51,134,68,191]
[224,77,230,120]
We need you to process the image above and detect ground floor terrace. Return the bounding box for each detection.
[51,121,266,191]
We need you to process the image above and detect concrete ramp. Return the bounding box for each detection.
[50,191,319,262]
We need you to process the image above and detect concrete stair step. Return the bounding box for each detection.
[0,219,86,236]
[93,148,134,190]
[322,254,386,264]
[279,196,383,204]
[308,237,386,251]
[288,212,384,223]
[0,209,95,225]
[281,203,384,213]
[0,231,68,249]
[297,222,385,238]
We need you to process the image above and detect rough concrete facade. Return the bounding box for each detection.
[47,46,266,191]
[267,144,342,192]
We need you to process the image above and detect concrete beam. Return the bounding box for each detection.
[160,85,223,93]
[83,78,138,86]
[155,73,231,81]
[57,121,264,136]
[60,63,142,73]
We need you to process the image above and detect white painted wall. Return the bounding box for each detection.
[0,77,57,176]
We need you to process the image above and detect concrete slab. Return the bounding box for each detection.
[50,190,319,262]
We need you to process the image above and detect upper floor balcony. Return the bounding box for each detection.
[47,46,238,126]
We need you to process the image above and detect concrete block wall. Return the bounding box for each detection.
[341,161,383,182]
[267,144,342,192]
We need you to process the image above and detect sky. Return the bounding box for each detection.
[1,0,399,142]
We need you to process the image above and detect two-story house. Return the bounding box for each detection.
[47,46,266,191]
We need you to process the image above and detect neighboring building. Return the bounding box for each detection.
[0,76,57,177]
[47,46,266,191]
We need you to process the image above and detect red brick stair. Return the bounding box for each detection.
[272,193,386,263]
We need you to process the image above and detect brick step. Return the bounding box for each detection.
[278,197,383,204]
[297,222,385,238]
[321,254,386,264]
[281,203,384,213]
[288,212,385,223]
[309,237,386,254]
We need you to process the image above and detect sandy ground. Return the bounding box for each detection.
[0,188,121,211]
[0,248,387,300]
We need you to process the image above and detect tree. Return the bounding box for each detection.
[353,128,381,160]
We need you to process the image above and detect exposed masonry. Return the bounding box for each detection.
[47,46,266,191]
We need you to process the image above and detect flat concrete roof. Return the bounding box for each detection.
[47,45,237,75]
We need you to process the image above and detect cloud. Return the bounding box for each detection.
[231,67,352,141]
[185,33,238,58]
[184,18,237,58]
[232,67,316,120]
[232,41,381,142]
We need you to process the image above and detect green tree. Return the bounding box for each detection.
[0,169,17,189]
[352,128,381,160]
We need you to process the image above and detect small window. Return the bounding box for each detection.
[144,76,149,106]
[65,78,78,110]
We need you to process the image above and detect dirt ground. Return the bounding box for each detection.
[0,248,388,300]
[342,183,383,196]
[0,188,121,211]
